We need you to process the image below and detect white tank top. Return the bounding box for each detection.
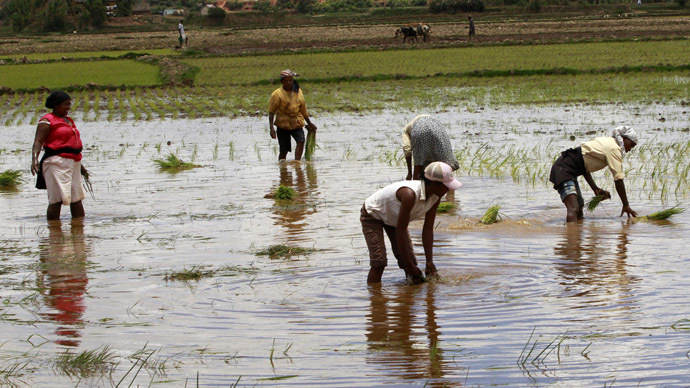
[364,181,438,226]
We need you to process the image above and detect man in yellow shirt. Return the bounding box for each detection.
[268,70,317,161]
[549,126,639,222]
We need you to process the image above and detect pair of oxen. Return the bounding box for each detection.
[394,23,431,43]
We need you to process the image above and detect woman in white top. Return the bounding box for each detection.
[361,162,462,284]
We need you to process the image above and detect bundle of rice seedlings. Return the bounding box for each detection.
[436,202,456,213]
[255,244,316,259]
[304,130,316,161]
[274,185,296,200]
[153,153,196,170]
[0,169,23,187]
[481,204,501,225]
[80,165,94,199]
[586,195,605,212]
[637,206,685,221]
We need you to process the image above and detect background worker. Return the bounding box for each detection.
[361,162,462,284]
[268,70,317,161]
[549,126,639,222]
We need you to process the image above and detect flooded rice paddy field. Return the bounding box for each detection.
[1,104,690,387]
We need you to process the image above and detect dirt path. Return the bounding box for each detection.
[1,16,688,56]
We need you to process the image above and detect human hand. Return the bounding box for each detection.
[306,123,317,132]
[620,205,638,218]
[405,172,412,181]
[407,267,425,285]
[270,127,276,139]
[595,188,611,200]
[425,263,438,277]
[31,159,39,176]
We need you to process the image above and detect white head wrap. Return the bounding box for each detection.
[612,126,638,153]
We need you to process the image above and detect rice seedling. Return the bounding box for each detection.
[254,244,317,259]
[153,153,197,171]
[0,169,23,187]
[53,345,117,378]
[585,195,606,212]
[636,206,685,221]
[228,141,235,160]
[272,185,296,200]
[436,202,456,213]
[164,265,211,282]
[305,130,317,161]
[481,205,502,225]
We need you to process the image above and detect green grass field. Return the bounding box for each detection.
[0,60,162,90]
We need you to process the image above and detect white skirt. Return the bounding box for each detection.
[43,156,86,205]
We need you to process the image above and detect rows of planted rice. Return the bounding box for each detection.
[0,60,162,90]
[1,72,688,127]
[183,40,690,86]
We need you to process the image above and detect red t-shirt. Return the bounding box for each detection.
[40,113,82,161]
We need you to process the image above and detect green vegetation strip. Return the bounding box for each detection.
[0,60,161,90]
[0,169,23,186]
[1,49,177,62]
[183,40,690,86]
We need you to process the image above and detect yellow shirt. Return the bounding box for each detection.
[401,114,430,158]
[581,136,625,180]
[268,87,308,130]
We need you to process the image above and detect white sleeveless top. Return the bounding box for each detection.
[364,181,438,226]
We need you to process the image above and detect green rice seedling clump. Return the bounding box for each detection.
[274,185,296,200]
[637,206,685,221]
[436,202,456,213]
[305,130,316,161]
[153,153,196,170]
[481,205,501,225]
[0,169,23,186]
[586,195,605,212]
[255,244,317,259]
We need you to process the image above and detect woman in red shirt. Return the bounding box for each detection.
[31,91,86,220]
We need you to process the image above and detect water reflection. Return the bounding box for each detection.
[271,161,318,237]
[37,220,89,347]
[366,284,461,387]
[553,224,639,314]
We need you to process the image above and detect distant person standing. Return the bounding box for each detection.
[268,70,317,161]
[468,15,476,41]
[177,19,187,48]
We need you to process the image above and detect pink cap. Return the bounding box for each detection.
[424,162,462,190]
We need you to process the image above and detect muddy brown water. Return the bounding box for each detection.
[1,105,689,387]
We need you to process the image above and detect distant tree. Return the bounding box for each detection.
[84,0,106,27]
[117,0,136,16]
[296,0,316,13]
[207,6,226,23]
[3,0,42,32]
[43,0,69,31]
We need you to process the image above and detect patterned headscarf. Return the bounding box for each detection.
[612,126,638,153]
[280,69,300,92]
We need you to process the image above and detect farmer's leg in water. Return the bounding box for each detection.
[292,128,306,161]
[47,202,62,220]
[70,200,85,218]
[361,206,387,283]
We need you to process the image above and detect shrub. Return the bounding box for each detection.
[207,6,226,23]
[526,0,541,13]
[296,0,317,13]
[227,1,243,10]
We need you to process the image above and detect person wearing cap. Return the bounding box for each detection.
[549,126,639,223]
[268,70,317,161]
[31,91,86,220]
[361,162,462,284]
[402,114,459,181]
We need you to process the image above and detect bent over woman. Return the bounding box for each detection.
[31,91,86,220]
[402,115,459,181]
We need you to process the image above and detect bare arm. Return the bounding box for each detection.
[583,171,610,199]
[615,179,637,218]
[31,123,50,175]
[395,187,423,282]
[422,197,441,276]
[405,155,412,180]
